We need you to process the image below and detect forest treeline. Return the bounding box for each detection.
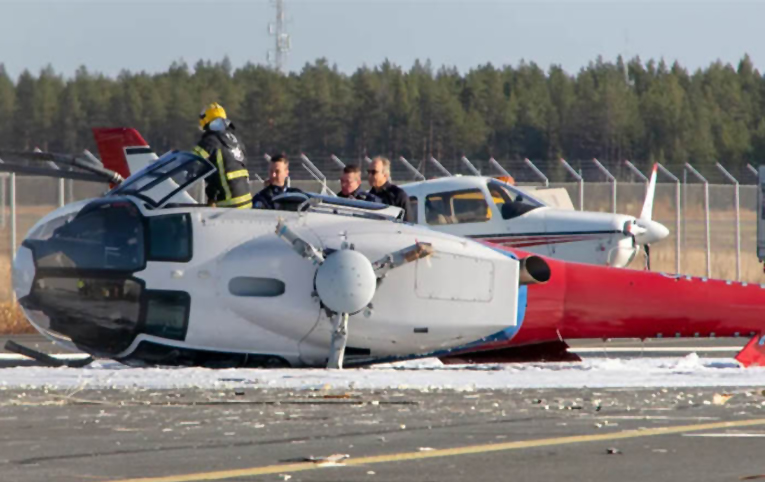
[0,55,763,173]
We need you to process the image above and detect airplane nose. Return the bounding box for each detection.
[635,219,670,245]
[12,245,36,299]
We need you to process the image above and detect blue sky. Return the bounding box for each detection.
[1,0,763,79]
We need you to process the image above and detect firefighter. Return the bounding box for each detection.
[193,103,253,209]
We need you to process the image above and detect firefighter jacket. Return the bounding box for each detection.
[193,128,253,209]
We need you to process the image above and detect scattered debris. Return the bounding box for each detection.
[418,447,435,452]
[713,393,733,405]
[606,447,622,455]
[301,454,350,466]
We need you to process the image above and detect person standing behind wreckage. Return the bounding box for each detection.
[338,165,380,202]
[193,103,253,209]
[367,156,414,222]
[252,155,301,209]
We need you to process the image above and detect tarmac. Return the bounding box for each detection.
[1,385,765,482]
[1,335,764,481]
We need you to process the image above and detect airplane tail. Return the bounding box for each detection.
[92,128,158,180]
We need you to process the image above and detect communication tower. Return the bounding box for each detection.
[267,0,291,73]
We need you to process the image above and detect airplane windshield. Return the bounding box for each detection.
[487,179,543,220]
[109,151,215,208]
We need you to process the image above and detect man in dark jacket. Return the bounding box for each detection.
[338,165,379,201]
[193,103,253,209]
[367,156,414,222]
[253,155,299,209]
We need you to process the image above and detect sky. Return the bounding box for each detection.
[1,0,764,80]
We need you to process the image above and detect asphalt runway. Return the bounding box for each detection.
[1,334,763,481]
[1,386,765,482]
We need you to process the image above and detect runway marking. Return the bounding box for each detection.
[683,433,765,437]
[107,418,765,482]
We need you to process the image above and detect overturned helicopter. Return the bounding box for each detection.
[10,150,550,368]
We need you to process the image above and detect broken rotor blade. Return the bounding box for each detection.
[372,242,434,277]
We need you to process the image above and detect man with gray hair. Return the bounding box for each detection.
[367,156,414,222]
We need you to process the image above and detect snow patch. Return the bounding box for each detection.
[0,354,763,391]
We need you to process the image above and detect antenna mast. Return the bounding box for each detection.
[268,0,291,73]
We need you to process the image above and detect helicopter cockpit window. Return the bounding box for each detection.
[30,276,143,356]
[109,151,215,208]
[147,214,192,262]
[32,201,145,271]
[487,180,542,220]
[143,290,190,341]
[425,189,491,225]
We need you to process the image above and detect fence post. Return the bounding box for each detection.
[716,162,741,282]
[747,164,759,178]
[58,178,65,207]
[685,162,711,279]
[624,160,648,184]
[398,157,426,181]
[300,153,334,195]
[364,156,373,165]
[656,163,681,274]
[488,158,512,178]
[560,158,584,211]
[460,156,481,176]
[429,157,452,177]
[330,155,346,169]
[0,173,5,229]
[593,158,617,213]
[523,159,549,187]
[10,172,15,261]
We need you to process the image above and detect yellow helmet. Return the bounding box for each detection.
[199,102,227,129]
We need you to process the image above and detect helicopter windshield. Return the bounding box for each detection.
[108,151,215,208]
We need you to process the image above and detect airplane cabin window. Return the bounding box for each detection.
[425,189,491,225]
[148,214,192,262]
[486,180,542,220]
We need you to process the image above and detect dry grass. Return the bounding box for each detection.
[0,255,35,334]
[0,301,35,335]
[646,246,765,282]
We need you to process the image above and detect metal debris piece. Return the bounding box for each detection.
[713,393,734,405]
[606,447,622,455]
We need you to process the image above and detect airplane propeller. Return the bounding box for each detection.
[275,218,433,369]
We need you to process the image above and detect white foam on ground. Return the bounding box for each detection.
[1,354,764,391]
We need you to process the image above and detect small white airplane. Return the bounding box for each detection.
[9,149,549,369]
[402,173,669,268]
[92,128,669,269]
